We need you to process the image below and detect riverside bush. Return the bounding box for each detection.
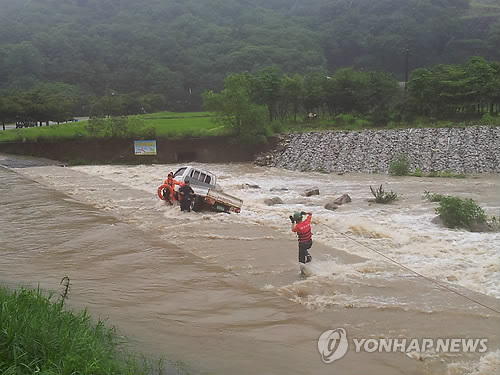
[85,116,157,138]
[0,286,163,375]
[370,184,398,203]
[413,167,423,177]
[435,196,487,230]
[333,113,370,130]
[423,191,446,202]
[480,113,500,126]
[389,154,410,176]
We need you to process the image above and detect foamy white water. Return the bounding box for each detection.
[72,163,500,300]
[3,156,499,375]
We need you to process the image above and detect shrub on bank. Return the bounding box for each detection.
[0,286,162,375]
[389,154,410,176]
[85,116,157,139]
[435,196,487,230]
[370,184,398,203]
[423,192,494,231]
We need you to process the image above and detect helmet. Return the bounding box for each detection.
[293,211,303,221]
[168,172,173,177]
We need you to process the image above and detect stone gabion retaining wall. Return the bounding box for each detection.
[257,126,500,173]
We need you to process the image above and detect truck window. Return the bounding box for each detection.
[173,167,186,178]
[193,170,200,180]
[199,172,206,182]
[204,175,212,184]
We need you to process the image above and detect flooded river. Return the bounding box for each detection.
[1,153,499,375]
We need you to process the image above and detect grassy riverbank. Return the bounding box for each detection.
[1,111,498,143]
[0,112,225,143]
[0,285,163,375]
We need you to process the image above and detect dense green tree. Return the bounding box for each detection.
[278,74,304,121]
[464,57,499,114]
[0,0,496,108]
[202,73,268,143]
[0,0,497,118]
[406,68,437,117]
[302,71,328,114]
[251,66,282,122]
[406,57,500,119]
[0,97,21,130]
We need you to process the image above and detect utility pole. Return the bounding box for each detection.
[404,48,410,97]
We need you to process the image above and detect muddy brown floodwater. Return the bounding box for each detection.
[1,153,499,375]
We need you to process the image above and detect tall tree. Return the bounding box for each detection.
[202,73,268,143]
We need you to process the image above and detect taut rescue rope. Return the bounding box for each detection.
[317,222,500,315]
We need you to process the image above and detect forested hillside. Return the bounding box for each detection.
[0,0,498,112]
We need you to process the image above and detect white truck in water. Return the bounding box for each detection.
[170,166,243,213]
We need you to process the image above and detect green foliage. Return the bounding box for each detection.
[0,0,498,120]
[370,185,398,203]
[299,162,312,172]
[314,166,330,174]
[0,121,88,142]
[435,196,487,230]
[333,113,370,130]
[427,170,438,177]
[389,154,411,176]
[0,85,78,127]
[480,113,500,125]
[0,285,163,375]
[420,170,467,178]
[145,112,225,138]
[438,170,466,178]
[202,73,269,144]
[413,167,423,177]
[324,68,399,121]
[85,116,156,139]
[423,191,447,202]
[406,57,500,120]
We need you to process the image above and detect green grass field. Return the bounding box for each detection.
[145,111,226,137]
[0,112,224,142]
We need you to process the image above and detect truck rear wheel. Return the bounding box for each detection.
[192,196,203,212]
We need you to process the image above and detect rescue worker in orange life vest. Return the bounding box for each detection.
[290,211,313,264]
[163,172,182,204]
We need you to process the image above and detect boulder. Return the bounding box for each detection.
[332,193,352,205]
[469,221,495,233]
[242,183,261,189]
[431,215,496,232]
[303,187,320,197]
[324,203,339,211]
[431,216,444,226]
[264,197,283,206]
[270,187,289,192]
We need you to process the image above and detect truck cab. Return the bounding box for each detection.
[173,166,217,190]
[169,166,242,213]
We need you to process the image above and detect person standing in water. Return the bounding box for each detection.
[290,211,313,264]
[178,180,195,212]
